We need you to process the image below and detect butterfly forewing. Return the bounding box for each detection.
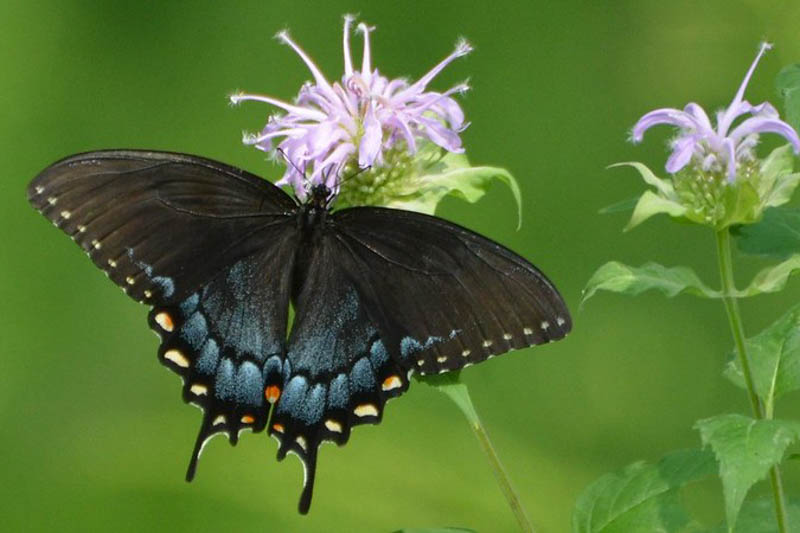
[27,150,297,305]
[331,206,571,374]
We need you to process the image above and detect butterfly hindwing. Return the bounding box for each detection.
[27,150,297,305]
[148,222,299,479]
[271,234,411,513]
[331,206,571,375]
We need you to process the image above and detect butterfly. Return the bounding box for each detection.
[27,149,571,514]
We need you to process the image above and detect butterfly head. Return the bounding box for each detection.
[307,183,334,210]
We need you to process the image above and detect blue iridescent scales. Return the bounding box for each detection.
[27,150,571,514]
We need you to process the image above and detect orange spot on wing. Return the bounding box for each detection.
[240,415,255,424]
[155,312,174,332]
[272,423,285,433]
[265,385,281,403]
[382,375,402,391]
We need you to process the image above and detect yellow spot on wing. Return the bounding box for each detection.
[354,404,378,417]
[325,419,343,433]
[272,423,285,433]
[189,384,207,396]
[164,349,189,368]
[241,415,255,424]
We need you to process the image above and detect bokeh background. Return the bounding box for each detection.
[2,1,799,531]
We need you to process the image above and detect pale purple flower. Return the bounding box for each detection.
[632,42,800,182]
[231,16,471,200]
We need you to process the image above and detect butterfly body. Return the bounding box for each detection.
[28,150,571,514]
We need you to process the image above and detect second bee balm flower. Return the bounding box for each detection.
[621,43,800,230]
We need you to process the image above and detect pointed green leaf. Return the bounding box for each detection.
[417,371,480,425]
[755,144,798,208]
[582,261,720,305]
[599,196,639,215]
[572,449,716,533]
[705,498,800,533]
[734,207,800,258]
[610,162,676,197]
[729,498,800,533]
[337,142,522,227]
[625,191,688,231]
[776,63,800,134]
[695,414,800,529]
[764,172,800,208]
[724,302,800,412]
[388,163,522,228]
[759,144,795,184]
[736,254,800,297]
[719,179,762,228]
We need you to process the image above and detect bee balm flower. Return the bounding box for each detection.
[632,42,800,183]
[231,16,471,200]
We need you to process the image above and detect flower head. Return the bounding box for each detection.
[632,42,800,182]
[231,16,471,200]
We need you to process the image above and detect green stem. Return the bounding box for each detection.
[714,229,789,533]
[434,374,535,533]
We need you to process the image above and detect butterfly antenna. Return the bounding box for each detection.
[276,148,308,183]
[335,164,371,190]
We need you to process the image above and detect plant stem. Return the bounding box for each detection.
[714,228,789,533]
[434,375,535,533]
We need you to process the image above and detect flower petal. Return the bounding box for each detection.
[396,39,472,100]
[631,108,697,142]
[729,116,800,153]
[716,42,772,135]
[342,14,355,76]
[276,30,339,103]
[358,103,383,167]
[665,135,697,173]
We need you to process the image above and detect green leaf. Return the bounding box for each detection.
[417,371,480,425]
[391,163,522,228]
[754,144,799,209]
[695,414,800,529]
[706,498,800,533]
[571,448,716,533]
[390,145,522,228]
[776,63,800,134]
[736,254,800,297]
[336,142,522,228]
[734,207,800,258]
[625,191,688,231]
[598,196,639,215]
[724,302,800,412]
[582,261,720,305]
[610,162,677,197]
[732,498,800,533]
[720,179,762,228]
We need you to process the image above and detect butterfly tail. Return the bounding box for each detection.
[297,446,318,515]
[185,415,214,482]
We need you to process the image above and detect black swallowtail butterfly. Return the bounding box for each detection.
[27,150,570,513]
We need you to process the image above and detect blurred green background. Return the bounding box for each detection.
[2,1,799,531]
